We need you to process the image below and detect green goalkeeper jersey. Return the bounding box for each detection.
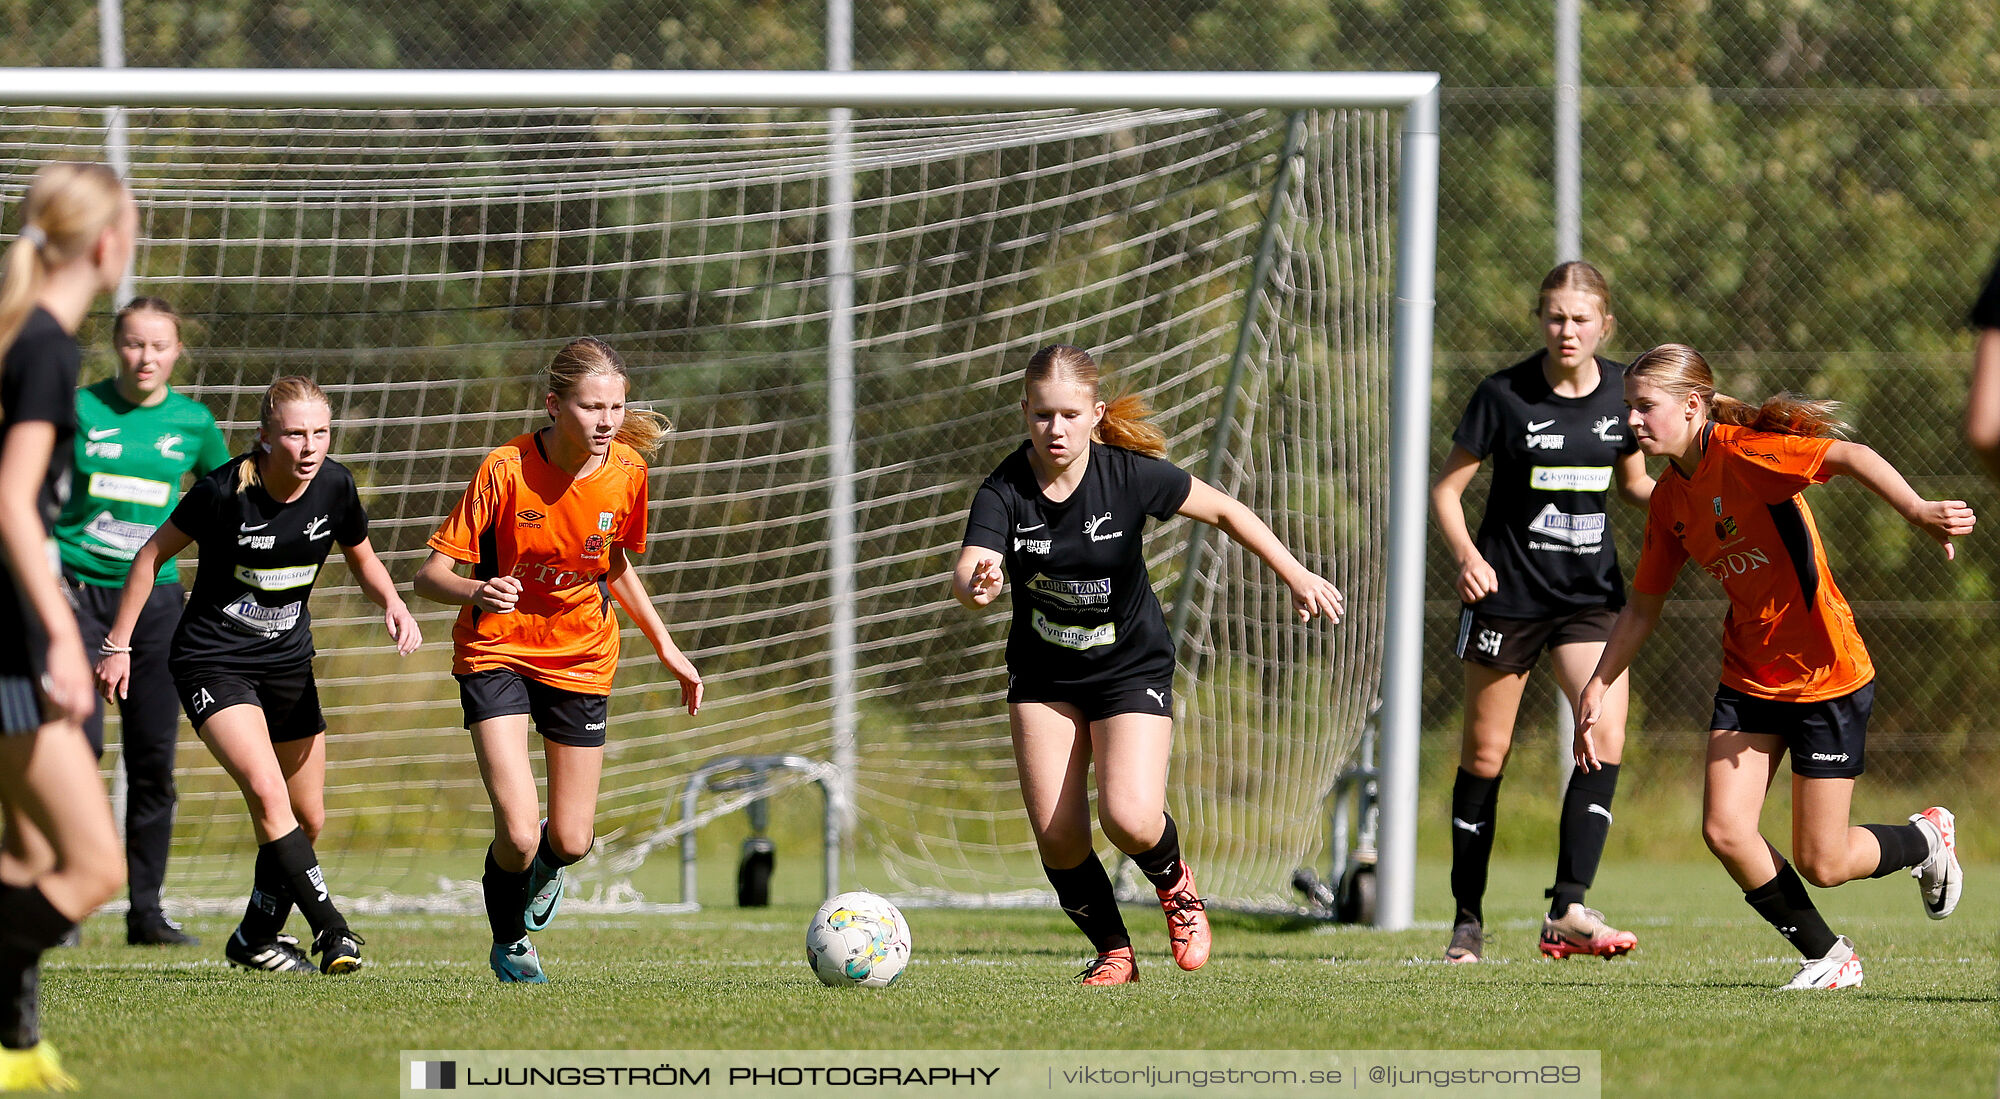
[55,378,231,588]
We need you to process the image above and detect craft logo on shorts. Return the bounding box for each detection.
[597,511,615,532]
[517,509,545,529]
[581,533,605,558]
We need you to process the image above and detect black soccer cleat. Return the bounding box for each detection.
[225,928,315,973]
[127,910,201,947]
[311,928,366,974]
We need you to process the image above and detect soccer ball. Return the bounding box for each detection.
[805,890,911,988]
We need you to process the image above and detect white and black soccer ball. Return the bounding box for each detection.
[805,890,911,988]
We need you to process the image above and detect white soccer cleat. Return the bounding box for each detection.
[1909,806,1962,921]
[1779,935,1863,991]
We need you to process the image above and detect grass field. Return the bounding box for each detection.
[37,857,1995,1098]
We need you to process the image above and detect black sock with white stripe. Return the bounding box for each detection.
[1448,768,1501,924]
[1549,763,1620,917]
[1043,854,1131,954]
[266,827,346,936]
[1130,813,1185,892]
[1744,863,1838,959]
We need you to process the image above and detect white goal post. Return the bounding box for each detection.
[0,68,1436,930]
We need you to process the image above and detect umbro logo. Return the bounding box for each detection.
[518,509,545,529]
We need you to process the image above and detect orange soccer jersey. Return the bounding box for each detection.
[1632,422,1873,702]
[428,433,649,695]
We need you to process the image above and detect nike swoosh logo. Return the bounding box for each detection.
[239,522,269,532]
[1526,419,1556,432]
[1015,523,1045,532]
[87,427,120,440]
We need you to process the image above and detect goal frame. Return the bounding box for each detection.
[0,67,1438,930]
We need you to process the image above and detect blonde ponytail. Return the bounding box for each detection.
[0,162,129,360]
[1627,344,1848,440]
[1024,343,1167,459]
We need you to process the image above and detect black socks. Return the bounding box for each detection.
[1448,768,1502,924]
[1862,822,1931,879]
[1043,854,1131,954]
[1130,813,1185,892]
[0,883,74,1051]
[484,844,531,945]
[241,841,295,943]
[1744,863,1838,959]
[1549,763,1620,916]
[263,827,345,937]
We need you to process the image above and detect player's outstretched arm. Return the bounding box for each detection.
[606,546,701,715]
[342,536,421,655]
[1820,441,1977,560]
[411,548,521,613]
[1177,477,1343,623]
[1573,589,1667,771]
[950,544,1004,610]
[94,519,192,703]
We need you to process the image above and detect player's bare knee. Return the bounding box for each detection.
[1097,808,1160,853]
[1701,819,1755,861]
[1794,853,1848,890]
[547,823,594,863]
[497,824,539,865]
[1034,830,1092,868]
[295,807,325,844]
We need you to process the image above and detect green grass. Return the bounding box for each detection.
[39,858,1995,1098]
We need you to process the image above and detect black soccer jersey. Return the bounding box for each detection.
[167,456,368,669]
[1449,352,1637,619]
[1972,249,2000,329]
[0,308,82,671]
[962,441,1194,688]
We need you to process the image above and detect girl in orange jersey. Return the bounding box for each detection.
[413,337,701,983]
[1575,344,1975,991]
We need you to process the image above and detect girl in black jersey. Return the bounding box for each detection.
[95,376,421,976]
[951,344,1343,985]
[0,162,136,1092]
[1429,262,1654,964]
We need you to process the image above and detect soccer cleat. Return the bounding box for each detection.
[1909,806,1962,921]
[1444,914,1483,964]
[1539,903,1638,959]
[523,826,566,933]
[127,911,200,947]
[224,928,315,973]
[489,937,549,984]
[0,1042,79,1092]
[1077,946,1139,985]
[1154,862,1211,971]
[1780,935,1864,991]
[311,928,365,974]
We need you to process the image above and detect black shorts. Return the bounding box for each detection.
[457,668,608,748]
[1455,604,1618,674]
[1710,681,1873,779]
[173,661,325,743]
[0,676,48,735]
[1007,675,1174,722]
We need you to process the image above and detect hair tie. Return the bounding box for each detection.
[17,225,45,251]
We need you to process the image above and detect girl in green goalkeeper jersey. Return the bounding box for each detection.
[54,297,228,946]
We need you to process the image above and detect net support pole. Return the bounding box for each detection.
[1169,111,1305,643]
[1554,0,1581,263]
[1375,86,1439,932]
[98,0,134,306]
[824,0,859,839]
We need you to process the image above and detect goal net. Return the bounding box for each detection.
[1,82,1413,915]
